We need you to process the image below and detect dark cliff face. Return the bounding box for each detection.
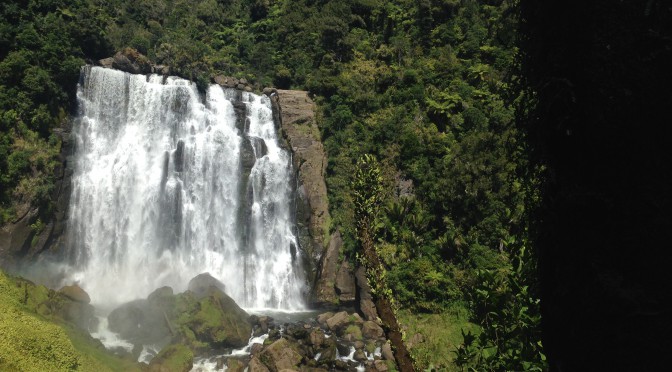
[520,1,672,370]
[0,121,72,265]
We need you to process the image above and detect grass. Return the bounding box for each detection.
[0,270,141,371]
[398,303,480,371]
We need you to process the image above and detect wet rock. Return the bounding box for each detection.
[268,328,281,341]
[333,360,349,370]
[237,83,246,90]
[362,321,384,340]
[108,298,172,346]
[259,338,303,372]
[286,323,309,341]
[187,272,226,298]
[336,343,351,357]
[249,356,271,372]
[228,357,248,372]
[335,260,356,304]
[373,360,389,371]
[263,87,278,96]
[381,342,393,361]
[259,316,273,332]
[314,231,342,306]
[109,284,250,349]
[173,140,185,173]
[318,337,337,361]
[251,342,264,356]
[354,349,367,362]
[249,136,269,158]
[326,311,349,332]
[309,329,325,347]
[276,90,330,289]
[355,266,379,322]
[148,344,193,372]
[182,290,251,348]
[316,312,334,326]
[241,137,258,170]
[58,285,90,304]
[354,341,365,350]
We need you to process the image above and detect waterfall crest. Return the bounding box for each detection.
[67,66,304,310]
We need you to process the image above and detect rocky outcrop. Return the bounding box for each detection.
[148,344,193,372]
[108,274,251,351]
[313,231,341,306]
[335,260,356,304]
[99,47,154,75]
[269,89,332,303]
[214,75,254,92]
[355,266,379,322]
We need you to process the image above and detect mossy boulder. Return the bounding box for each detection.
[178,289,251,348]
[107,287,176,347]
[187,273,226,298]
[147,344,193,372]
[259,338,303,371]
[107,276,251,351]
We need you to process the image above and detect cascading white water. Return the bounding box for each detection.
[67,66,304,310]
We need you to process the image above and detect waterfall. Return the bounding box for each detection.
[66,66,304,310]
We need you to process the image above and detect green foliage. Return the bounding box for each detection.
[0,0,544,369]
[0,0,110,222]
[0,270,140,371]
[399,306,479,371]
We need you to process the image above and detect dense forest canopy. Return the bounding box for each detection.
[0,0,551,370]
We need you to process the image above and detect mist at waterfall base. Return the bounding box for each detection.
[64,66,306,313]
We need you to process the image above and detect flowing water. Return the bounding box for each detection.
[66,66,304,310]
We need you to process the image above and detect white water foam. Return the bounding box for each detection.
[66,66,305,311]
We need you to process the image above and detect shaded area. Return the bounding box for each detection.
[519,1,672,370]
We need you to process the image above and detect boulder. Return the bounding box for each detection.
[316,312,333,326]
[99,57,114,68]
[108,283,250,349]
[187,272,226,298]
[111,47,152,74]
[182,290,252,348]
[354,349,367,362]
[259,338,303,372]
[227,357,248,372]
[308,329,325,347]
[251,342,264,356]
[362,321,384,340]
[373,360,389,372]
[263,87,278,96]
[381,342,394,361]
[108,297,172,346]
[148,344,193,372]
[58,285,91,304]
[335,260,356,304]
[249,356,271,372]
[325,311,349,332]
[318,337,337,361]
[355,266,379,322]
